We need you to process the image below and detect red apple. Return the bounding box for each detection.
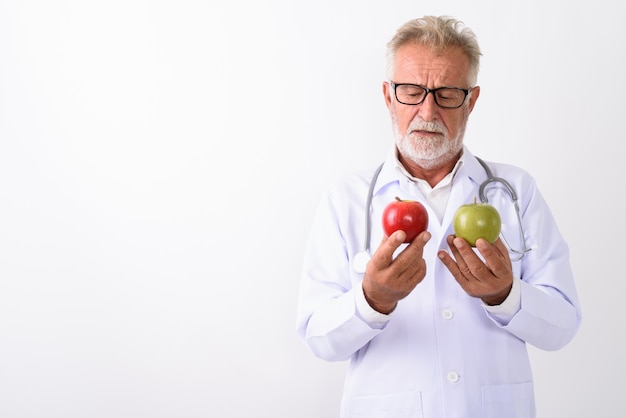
[382,197,429,243]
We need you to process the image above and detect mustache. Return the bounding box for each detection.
[407,118,447,135]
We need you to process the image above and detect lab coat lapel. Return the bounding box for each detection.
[441,154,488,235]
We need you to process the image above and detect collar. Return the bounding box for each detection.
[395,150,465,191]
[372,146,489,196]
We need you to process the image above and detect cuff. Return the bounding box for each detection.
[355,282,391,329]
[482,277,521,323]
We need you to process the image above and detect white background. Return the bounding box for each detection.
[0,1,623,417]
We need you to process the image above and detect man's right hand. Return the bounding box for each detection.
[361,230,431,314]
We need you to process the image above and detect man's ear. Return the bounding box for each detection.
[382,81,393,111]
[467,85,480,113]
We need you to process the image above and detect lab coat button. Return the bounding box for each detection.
[442,309,454,320]
[447,371,460,383]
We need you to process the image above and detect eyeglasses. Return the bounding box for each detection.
[390,82,472,109]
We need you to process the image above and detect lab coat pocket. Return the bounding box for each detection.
[343,390,423,418]
[482,382,535,418]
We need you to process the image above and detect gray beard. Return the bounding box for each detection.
[392,108,469,170]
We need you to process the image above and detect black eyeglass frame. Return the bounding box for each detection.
[390,81,473,109]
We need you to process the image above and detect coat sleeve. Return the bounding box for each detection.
[484,172,582,350]
[296,186,385,362]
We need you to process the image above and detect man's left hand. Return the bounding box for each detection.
[438,235,513,305]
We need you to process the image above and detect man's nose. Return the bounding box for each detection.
[417,91,438,121]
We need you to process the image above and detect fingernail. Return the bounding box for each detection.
[394,230,406,242]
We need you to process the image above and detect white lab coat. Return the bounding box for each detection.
[296,147,581,418]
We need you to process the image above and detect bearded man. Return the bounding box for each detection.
[297,16,581,418]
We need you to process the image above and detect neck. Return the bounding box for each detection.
[399,151,461,188]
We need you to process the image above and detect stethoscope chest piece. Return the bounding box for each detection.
[352,251,371,274]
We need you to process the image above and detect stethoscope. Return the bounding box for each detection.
[351,157,531,274]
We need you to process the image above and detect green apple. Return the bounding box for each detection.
[453,198,501,247]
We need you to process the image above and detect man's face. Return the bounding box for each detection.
[383,43,480,170]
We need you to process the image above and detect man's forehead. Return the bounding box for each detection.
[394,43,470,84]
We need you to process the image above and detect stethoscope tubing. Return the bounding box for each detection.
[353,157,530,273]
[363,163,384,255]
